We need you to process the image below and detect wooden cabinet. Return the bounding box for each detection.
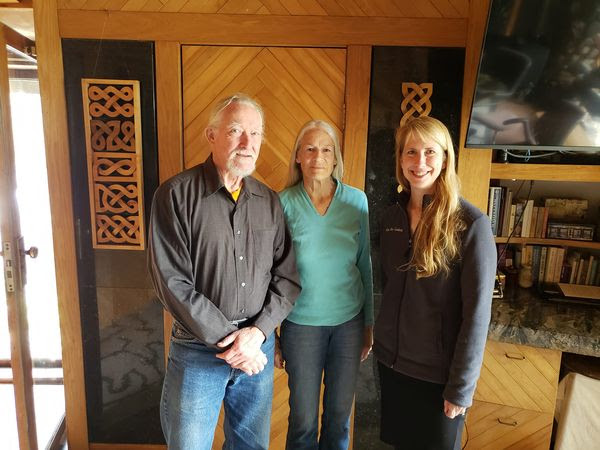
[464,341,561,449]
[466,401,553,449]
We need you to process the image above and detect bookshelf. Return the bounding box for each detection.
[458,153,600,450]
[487,165,600,287]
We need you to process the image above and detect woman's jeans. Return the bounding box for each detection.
[161,333,275,450]
[280,313,363,450]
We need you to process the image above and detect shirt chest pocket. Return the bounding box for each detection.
[252,228,276,272]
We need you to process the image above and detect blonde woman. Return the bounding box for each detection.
[276,120,374,449]
[374,116,496,449]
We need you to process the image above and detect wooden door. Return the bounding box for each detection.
[181,45,346,448]
[0,30,38,450]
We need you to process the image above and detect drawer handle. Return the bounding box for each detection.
[504,352,525,360]
[497,417,518,427]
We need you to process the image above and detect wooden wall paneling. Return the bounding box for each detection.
[342,45,371,190]
[57,0,470,17]
[57,11,467,47]
[32,0,89,448]
[456,0,491,212]
[0,24,37,450]
[155,40,183,363]
[182,45,346,193]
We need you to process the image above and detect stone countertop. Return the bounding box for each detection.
[488,286,600,357]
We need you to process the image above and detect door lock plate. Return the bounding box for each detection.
[2,242,15,293]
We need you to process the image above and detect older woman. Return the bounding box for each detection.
[275,120,374,449]
[374,116,497,449]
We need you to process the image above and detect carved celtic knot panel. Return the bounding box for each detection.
[82,79,145,250]
[400,82,433,127]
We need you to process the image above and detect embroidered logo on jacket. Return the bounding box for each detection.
[385,227,404,232]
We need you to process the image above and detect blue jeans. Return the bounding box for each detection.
[161,333,275,450]
[280,313,363,450]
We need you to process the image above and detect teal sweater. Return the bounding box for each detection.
[279,181,374,326]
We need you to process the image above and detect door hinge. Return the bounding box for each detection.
[2,242,15,293]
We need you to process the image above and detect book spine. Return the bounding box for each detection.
[488,187,502,236]
[577,259,589,285]
[545,247,557,283]
[568,253,581,284]
[501,190,513,237]
[585,255,595,285]
[530,207,539,239]
[553,248,565,283]
[521,199,534,238]
[541,207,549,238]
[514,202,525,237]
[538,246,548,285]
[560,265,571,284]
[531,246,541,286]
[587,258,598,286]
[534,207,544,238]
[507,204,516,236]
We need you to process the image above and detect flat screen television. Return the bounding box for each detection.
[465,0,600,151]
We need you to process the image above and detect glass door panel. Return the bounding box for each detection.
[9,72,65,448]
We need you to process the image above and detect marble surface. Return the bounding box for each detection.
[488,286,600,357]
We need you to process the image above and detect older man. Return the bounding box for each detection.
[148,93,301,449]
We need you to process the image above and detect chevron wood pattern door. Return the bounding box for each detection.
[182,45,346,190]
[474,340,561,413]
[182,45,346,449]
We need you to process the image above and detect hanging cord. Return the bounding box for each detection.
[91,9,109,77]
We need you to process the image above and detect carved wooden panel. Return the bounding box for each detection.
[400,82,433,126]
[182,45,346,192]
[58,0,469,18]
[81,79,145,250]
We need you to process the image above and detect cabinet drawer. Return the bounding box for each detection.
[464,400,553,449]
[474,340,561,413]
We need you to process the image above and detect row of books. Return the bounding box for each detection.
[506,244,600,287]
[488,187,549,238]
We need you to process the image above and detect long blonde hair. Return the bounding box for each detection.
[395,116,465,278]
[286,120,344,187]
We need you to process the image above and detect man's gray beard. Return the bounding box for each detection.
[227,157,255,178]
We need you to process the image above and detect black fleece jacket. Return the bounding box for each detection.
[373,193,496,407]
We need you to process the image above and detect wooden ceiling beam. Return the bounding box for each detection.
[58,10,467,47]
[3,24,34,55]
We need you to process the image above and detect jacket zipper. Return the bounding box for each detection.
[391,206,411,370]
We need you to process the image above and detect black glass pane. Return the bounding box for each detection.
[62,39,164,444]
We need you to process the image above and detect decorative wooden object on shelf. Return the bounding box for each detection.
[81,79,145,250]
